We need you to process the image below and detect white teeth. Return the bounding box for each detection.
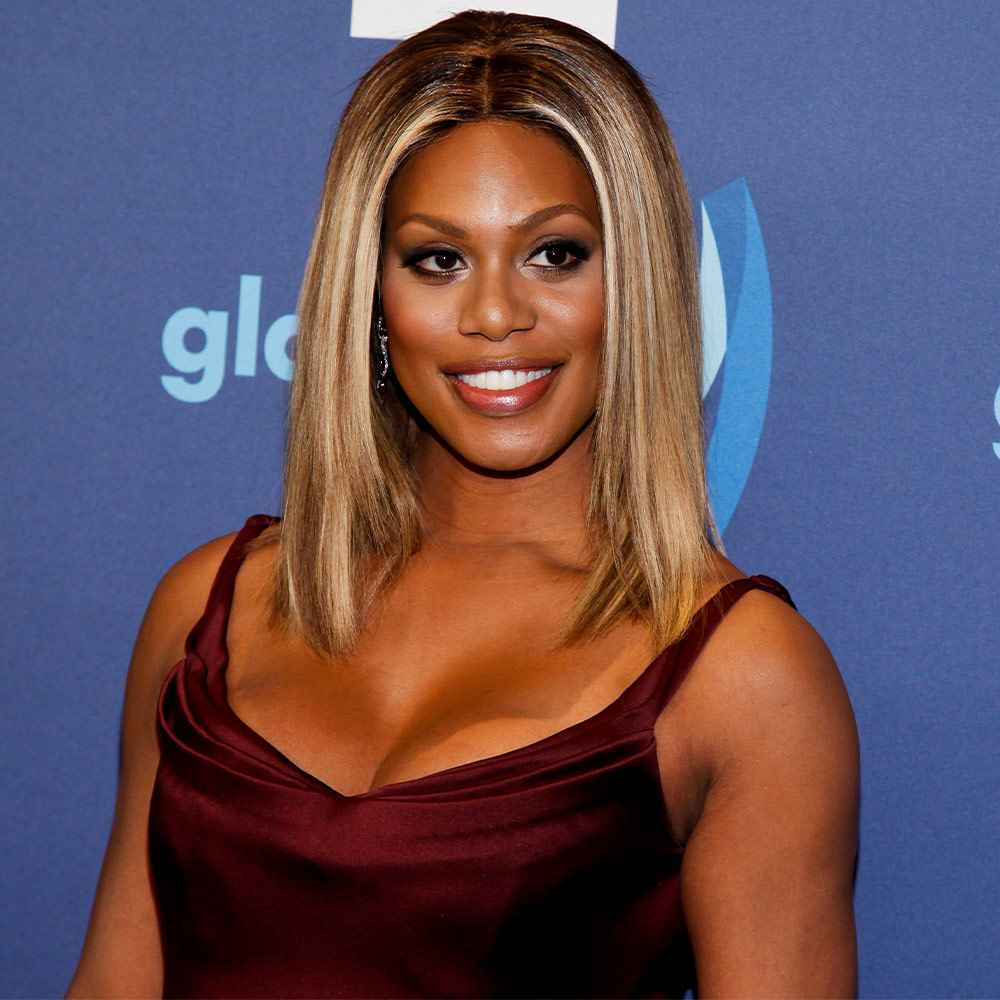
[456,367,553,390]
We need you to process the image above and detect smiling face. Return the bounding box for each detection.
[379,120,605,474]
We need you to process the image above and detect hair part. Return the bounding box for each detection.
[246,8,725,658]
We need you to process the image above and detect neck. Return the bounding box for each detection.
[412,421,596,569]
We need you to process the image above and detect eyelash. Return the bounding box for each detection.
[402,239,590,282]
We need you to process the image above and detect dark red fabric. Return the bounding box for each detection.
[148,513,796,998]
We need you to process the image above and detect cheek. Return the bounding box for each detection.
[380,285,447,372]
[384,323,442,387]
[380,263,605,412]
[555,264,604,349]
[561,296,605,383]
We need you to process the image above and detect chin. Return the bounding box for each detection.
[446,423,578,476]
[457,444,553,475]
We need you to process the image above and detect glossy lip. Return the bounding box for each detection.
[442,355,564,375]
[445,364,562,416]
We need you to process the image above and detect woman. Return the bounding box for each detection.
[68,9,859,998]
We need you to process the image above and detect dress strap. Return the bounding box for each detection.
[183,513,278,663]
[651,574,797,715]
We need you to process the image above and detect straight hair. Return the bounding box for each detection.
[246,8,725,658]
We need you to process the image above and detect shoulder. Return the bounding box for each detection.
[681,568,859,837]
[674,572,860,991]
[694,550,844,717]
[152,529,241,618]
[695,573,855,766]
[136,528,243,679]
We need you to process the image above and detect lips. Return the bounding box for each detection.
[445,364,563,416]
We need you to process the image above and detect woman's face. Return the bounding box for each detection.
[380,120,604,473]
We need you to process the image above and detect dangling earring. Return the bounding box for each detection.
[373,313,390,393]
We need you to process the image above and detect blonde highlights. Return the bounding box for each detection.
[247,9,724,658]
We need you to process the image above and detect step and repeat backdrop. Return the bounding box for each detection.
[3,2,997,996]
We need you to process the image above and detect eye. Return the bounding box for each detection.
[402,239,590,281]
[405,248,464,277]
[528,240,590,272]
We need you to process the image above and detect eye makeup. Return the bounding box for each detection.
[401,238,592,282]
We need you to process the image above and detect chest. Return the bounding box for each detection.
[223,545,705,843]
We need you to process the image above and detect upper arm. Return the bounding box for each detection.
[65,530,238,999]
[679,590,860,997]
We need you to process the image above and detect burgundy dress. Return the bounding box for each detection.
[148,513,796,998]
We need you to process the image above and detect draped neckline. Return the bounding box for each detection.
[165,515,788,802]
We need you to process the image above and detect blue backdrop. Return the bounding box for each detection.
[3,2,998,996]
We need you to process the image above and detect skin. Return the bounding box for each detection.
[66,121,859,998]
[379,120,605,560]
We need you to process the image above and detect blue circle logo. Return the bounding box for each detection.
[699,178,774,535]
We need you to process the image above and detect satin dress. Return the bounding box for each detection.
[148,513,796,998]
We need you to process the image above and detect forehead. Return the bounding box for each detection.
[385,121,599,224]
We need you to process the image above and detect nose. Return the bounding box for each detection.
[457,260,535,342]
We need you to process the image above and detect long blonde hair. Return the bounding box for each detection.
[247,8,725,658]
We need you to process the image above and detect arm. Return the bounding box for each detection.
[680,590,860,997]
[65,531,238,999]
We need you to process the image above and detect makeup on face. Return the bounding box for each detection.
[380,121,604,466]
[389,208,597,418]
[442,359,565,416]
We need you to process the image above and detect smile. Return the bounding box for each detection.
[445,365,563,415]
[455,368,552,389]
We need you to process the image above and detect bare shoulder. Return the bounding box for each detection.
[692,579,856,777]
[156,527,241,600]
[675,572,861,992]
[138,528,243,679]
[661,550,857,823]
[668,549,858,777]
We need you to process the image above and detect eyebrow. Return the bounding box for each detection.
[394,203,595,238]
